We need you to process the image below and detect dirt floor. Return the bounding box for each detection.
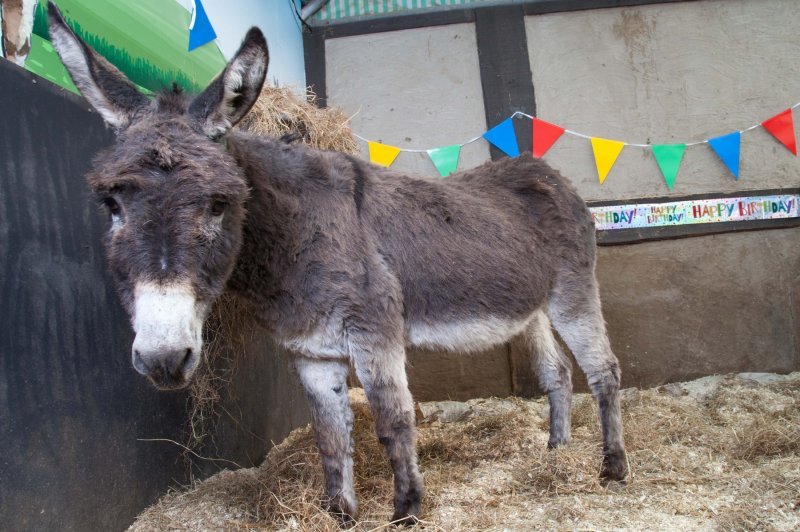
[130,372,799,531]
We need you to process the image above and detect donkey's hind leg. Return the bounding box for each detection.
[547,277,628,483]
[294,357,358,524]
[523,309,573,448]
[352,340,423,524]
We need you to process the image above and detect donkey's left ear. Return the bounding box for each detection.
[189,28,268,139]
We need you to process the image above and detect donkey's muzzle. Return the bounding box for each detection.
[132,345,198,390]
[130,281,204,390]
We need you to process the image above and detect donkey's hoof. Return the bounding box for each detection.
[325,496,358,528]
[546,436,570,449]
[390,492,422,527]
[600,449,628,485]
[334,513,355,529]
[390,511,420,527]
[328,507,356,529]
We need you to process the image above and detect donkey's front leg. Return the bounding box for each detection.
[353,343,423,524]
[294,357,358,524]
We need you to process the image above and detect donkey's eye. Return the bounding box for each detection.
[103,197,121,215]
[210,199,228,217]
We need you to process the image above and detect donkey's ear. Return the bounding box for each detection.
[189,28,268,139]
[47,1,149,131]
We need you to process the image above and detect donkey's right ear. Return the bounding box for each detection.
[47,1,149,131]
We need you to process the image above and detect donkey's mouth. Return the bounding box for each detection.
[133,345,200,391]
[145,367,194,391]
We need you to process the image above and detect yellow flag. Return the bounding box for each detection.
[368,141,401,167]
[590,137,625,184]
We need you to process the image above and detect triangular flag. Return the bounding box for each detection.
[189,0,218,51]
[590,138,625,184]
[532,118,565,158]
[651,144,686,190]
[761,108,797,155]
[708,131,741,179]
[482,118,520,157]
[368,141,401,167]
[427,144,461,177]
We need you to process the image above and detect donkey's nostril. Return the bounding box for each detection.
[180,348,193,371]
[132,349,149,375]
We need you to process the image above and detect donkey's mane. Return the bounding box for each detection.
[155,85,191,116]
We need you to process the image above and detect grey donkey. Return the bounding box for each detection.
[47,2,627,525]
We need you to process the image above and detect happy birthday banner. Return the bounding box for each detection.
[590,194,799,231]
[355,104,800,187]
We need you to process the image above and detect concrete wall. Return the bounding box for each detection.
[596,228,800,387]
[321,0,800,400]
[326,22,490,176]
[326,0,800,192]
[526,0,800,200]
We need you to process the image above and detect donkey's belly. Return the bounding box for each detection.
[405,314,533,353]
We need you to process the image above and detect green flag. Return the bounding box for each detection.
[427,144,461,177]
[652,144,686,190]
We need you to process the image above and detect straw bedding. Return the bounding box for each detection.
[130,372,799,531]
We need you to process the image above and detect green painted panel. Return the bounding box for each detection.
[25,34,80,95]
[30,0,226,93]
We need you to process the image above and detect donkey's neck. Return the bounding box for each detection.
[222,132,312,325]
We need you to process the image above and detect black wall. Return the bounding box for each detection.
[0,60,308,531]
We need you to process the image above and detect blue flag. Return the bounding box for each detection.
[189,0,217,52]
[483,118,520,158]
[708,131,741,179]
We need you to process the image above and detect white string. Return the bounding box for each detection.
[352,132,484,152]
[352,103,800,153]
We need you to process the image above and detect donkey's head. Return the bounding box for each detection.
[47,2,268,390]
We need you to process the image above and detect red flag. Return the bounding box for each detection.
[532,118,565,158]
[761,108,797,155]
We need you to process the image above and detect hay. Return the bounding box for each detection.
[131,373,800,531]
[187,294,257,450]
[237,84,358,155]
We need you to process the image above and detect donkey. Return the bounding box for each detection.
[47,2,627,525]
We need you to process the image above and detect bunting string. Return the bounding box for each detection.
[353,102,800,185]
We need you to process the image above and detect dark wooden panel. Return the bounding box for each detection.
[303,28,328,107]
[597,217,800,245]
[475,5,535,160]
[521,0,694,16]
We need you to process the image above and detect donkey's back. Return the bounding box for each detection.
[230,132,601,356]
[358,153,596,346]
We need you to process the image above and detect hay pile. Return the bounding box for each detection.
[131,372,799,531]
[237,85,358,155]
